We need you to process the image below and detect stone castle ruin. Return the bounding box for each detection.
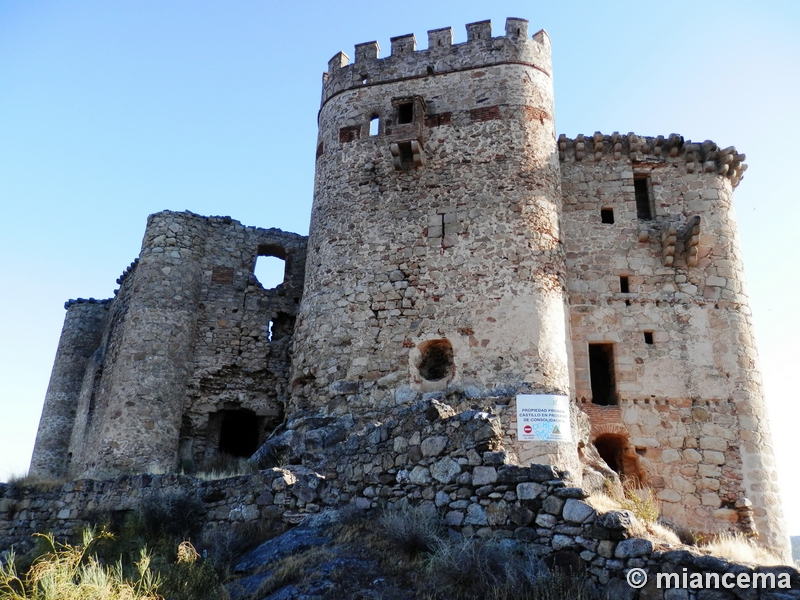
[26,18,789,556]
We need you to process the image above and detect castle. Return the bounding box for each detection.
[28,18,788,553]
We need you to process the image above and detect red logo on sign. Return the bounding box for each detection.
[524,425,532,434]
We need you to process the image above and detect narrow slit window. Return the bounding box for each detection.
[644,331,654,345]
[601,208,614,224]
[634,176,653,220]
[589,343,617,406]
[369,116,379,136]
[619,276,629,294]
[398,102,414,124]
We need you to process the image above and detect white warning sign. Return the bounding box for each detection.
[516,394,572,442]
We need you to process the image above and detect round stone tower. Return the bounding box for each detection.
[291,19,578,468]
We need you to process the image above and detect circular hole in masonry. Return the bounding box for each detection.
[417,339,454,382]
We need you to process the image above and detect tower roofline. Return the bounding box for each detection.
[321,18,551,108]
[558,132,747,187]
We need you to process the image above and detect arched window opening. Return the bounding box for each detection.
[369,115,380,136]
[219,409,260,458]
[254,244,287,289]
[418,339,454,382]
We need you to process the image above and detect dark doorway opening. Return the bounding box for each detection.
[418,339,454,381]
[219,409,260,457]
[594,434,625,474]
[601,208,614,224]
[589,343,617,405]
[593,433,645,484]
[634,177,652,220]
[397,102,414,124]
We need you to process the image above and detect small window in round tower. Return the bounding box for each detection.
[417,339,454,381]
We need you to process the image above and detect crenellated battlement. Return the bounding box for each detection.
[558,132,748,187]
[321,18,550,107]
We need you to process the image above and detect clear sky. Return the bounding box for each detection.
[1,1,798,534]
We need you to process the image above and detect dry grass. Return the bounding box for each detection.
[0,529,161,600]
[193,454,256,481]
[587,481,681,547]
[700,533,784,566]
[5,473,65,493]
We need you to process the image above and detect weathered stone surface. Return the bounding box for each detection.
[562,499,595,524]
[615,538,654,558]
[420,436,448,457]
[430,457,461,484]
[464,503,488,526]
[471,466,498,486]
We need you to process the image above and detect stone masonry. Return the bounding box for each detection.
[26,18,789,558]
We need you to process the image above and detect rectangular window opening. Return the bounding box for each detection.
[644,331,654,345]
[369,116,379,136]
[634,176,653,220]
[397,102,414,124]
[619,276,629,294]
[589,343,617,406]
[601,208,614,224]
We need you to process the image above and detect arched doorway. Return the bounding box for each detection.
[593,433,645,484]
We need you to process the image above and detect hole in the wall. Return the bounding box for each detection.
[268,312,295,342]
[644,331,654,345]
[634,176,653,220]
[601,208,614,224]
[369,115,380,136]
[418,339,454,382]
[218,409,260,458]
[426,66,434,75]
[589,343,617,406]
[254,255,285,288]
[398,102,414,124]
[593,434,645,484]
[594,434,625,474]
[619,276,629,294]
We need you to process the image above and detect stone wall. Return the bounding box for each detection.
[559,134,787,552]
[6,403,799,597]
[291,18,576,472]
[29,211,307,480]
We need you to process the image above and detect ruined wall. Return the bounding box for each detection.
[30,211,307,479]
[291,18,576,470]
[29,300,110,479]
[559,134,787,551]
[8,398,799,592]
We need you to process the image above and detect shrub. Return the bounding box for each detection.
[425,536,591,600]
[379,504,443,558]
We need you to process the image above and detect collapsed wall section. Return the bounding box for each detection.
[30,211,307,480]
[560,134,788,553]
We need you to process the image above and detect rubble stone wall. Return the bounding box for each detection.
[29,211,307,480]
[291,19,576,471]
[560,137,787,551]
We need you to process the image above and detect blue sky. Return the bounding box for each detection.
[1,1,799,534]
